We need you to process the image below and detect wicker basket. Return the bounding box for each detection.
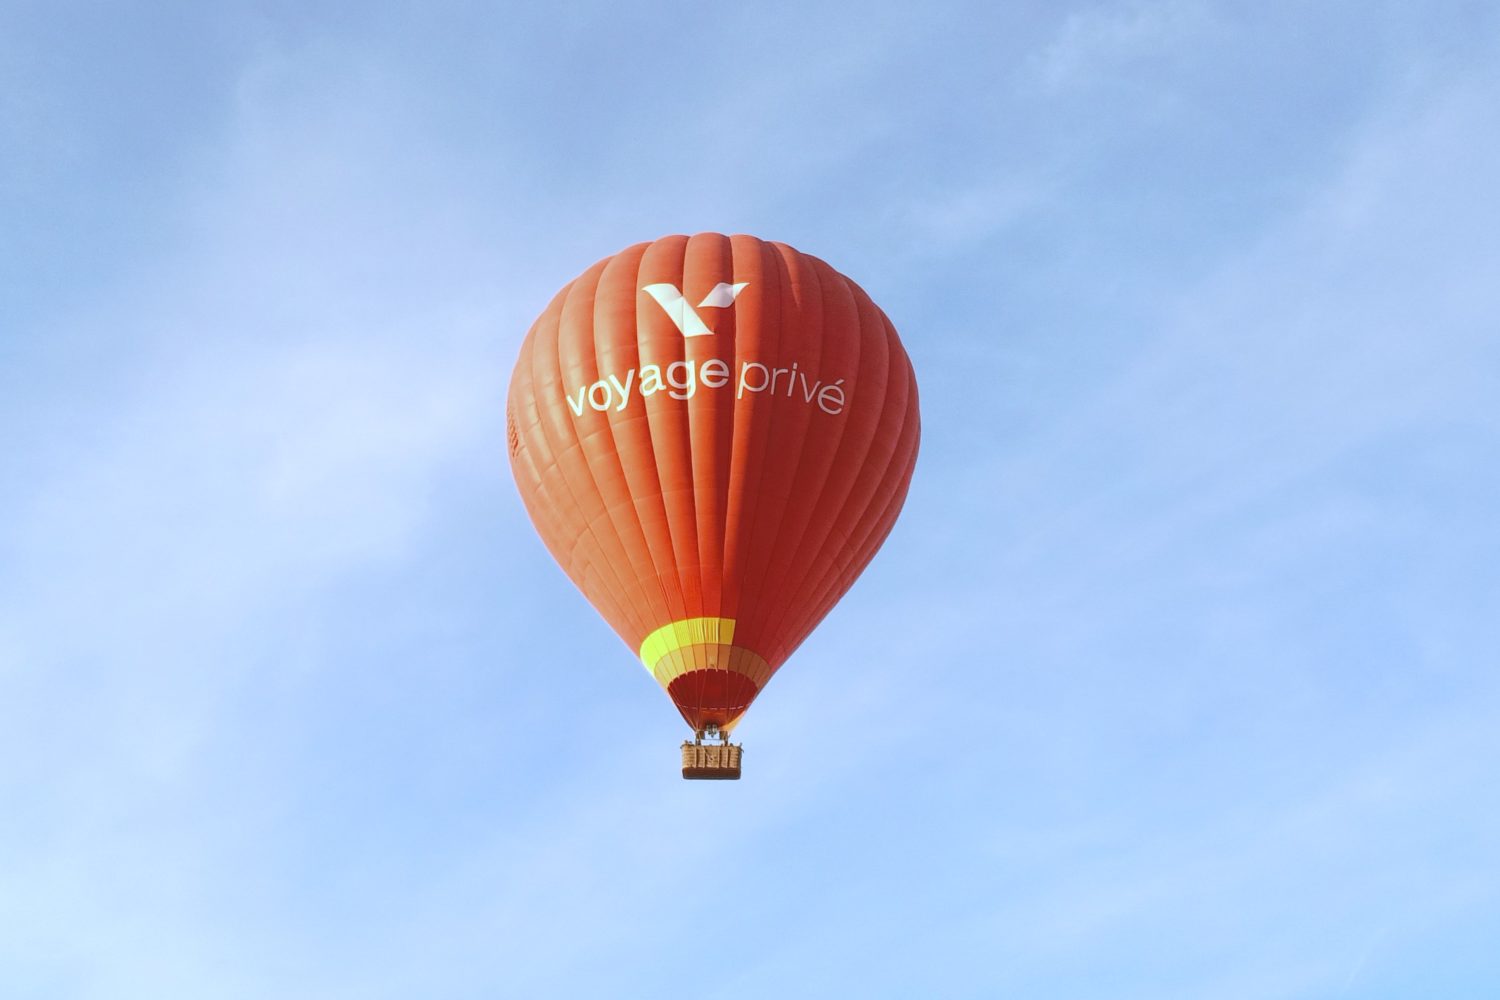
[681,742,743,780]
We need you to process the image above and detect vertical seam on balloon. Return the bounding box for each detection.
[659,242,701,656]
[708,235,750,719]
[678,233,711,705]
[527,371,636,638]
[547,261,656,650]
[718,236,775,696]
[714,238,747,708]
[752,251,861,670]
[724,236,793,691]
[791,327,912,642]
[563,266,666,647]
[521,282,646,646]
[700,235,731,699]
[554,277,654,645]
[734,243,827,685]
[795,424,919,649]
[703,234,732,708]
[609,245,681,646]
[793,381,920,649]
[772,287,900,662]
[786,337,918,649]
[759,270,890,664]
[619,240,697,698]
[652,239,700,680]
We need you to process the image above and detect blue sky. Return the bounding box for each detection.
[3,2,1498,997]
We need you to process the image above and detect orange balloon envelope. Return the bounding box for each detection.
[506,233,920,734]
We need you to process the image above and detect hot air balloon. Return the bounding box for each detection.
[506,233,920,778]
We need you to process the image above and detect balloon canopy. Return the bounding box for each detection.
[507,233,920,734]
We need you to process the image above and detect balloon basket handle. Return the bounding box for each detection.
[681,737,742,780]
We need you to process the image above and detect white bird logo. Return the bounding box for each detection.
[642,282,749,337]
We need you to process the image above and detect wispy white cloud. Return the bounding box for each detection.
[1030,0,1217,94]
[901,175,1054,249]
[0,42,526,995]
[857,40,1500,1000]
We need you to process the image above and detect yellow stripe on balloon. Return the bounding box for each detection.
[638,617,737,673]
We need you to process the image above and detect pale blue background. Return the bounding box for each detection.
[3,3,1498,997]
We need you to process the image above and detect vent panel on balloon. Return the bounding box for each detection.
[681,742,742,780]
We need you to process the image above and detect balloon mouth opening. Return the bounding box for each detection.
[668,669,759,732]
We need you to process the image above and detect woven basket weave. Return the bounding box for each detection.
[681,742,743,780]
